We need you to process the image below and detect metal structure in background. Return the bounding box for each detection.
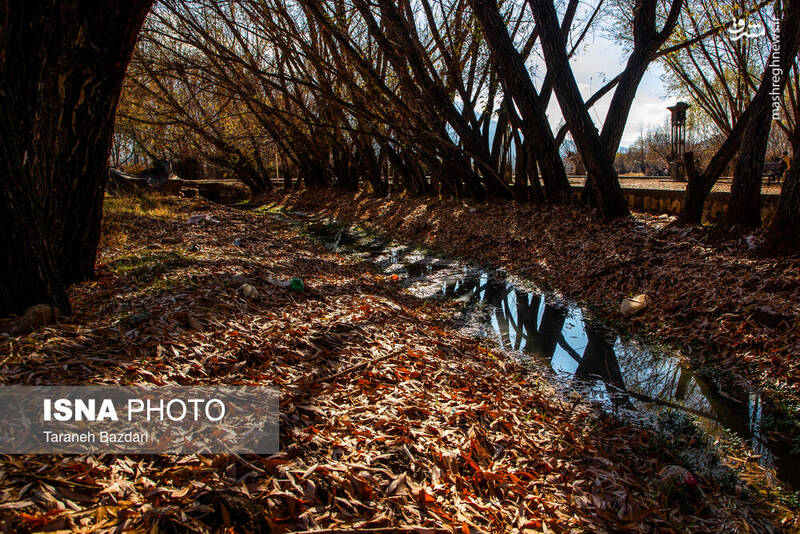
[668,102,690,181]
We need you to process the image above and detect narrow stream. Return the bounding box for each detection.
[279,210,798,491]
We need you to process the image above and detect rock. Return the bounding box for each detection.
[171,311,204,330]
[620,294,648,318]
[239,284,261,300]
[745,234,761,250]
[226,274,252,288]
[144,159,172,187]
[106,164,183,197]
[6,304,59,336]
[454,292,473,305]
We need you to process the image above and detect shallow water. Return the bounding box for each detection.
[285,211,798,490]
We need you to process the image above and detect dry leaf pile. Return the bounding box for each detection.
[269,190,800,422]
[0,195,793,533]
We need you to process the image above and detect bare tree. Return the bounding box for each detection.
[1,1,152,315]
[679,0,800,224]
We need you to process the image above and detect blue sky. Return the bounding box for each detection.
[541,32,677,148]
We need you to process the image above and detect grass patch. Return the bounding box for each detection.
[256,202,284,214]
[104,194,180,220]
[102,194,182,250]
[106,249,190,282]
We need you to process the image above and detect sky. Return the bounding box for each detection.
[541,31,678,148]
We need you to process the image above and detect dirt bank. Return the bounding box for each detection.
[260,189,800,435]
[0,195,793,531]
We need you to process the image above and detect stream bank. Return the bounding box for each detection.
[256,188,800,495]
[2,195,793,531]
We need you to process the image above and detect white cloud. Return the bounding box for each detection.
[534,33,675,147]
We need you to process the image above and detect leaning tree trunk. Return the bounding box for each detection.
[679,0,800,224]
[0,1,153,316]
[726,113,772,227]
[765,149,800,251]
[679,152,708,224]
[468,0,572,204]
[726,13,800,228]
[528,0,629,219]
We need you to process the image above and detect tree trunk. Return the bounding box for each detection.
[679,152,708,224]
[359,0,508,199]
[282,155,292,189]
[0,1,153,316]
[468,0,572,203]
[726,115,771,227]
[727,13,800,228]
[300,161,329,188]
[679,0,800,224]
[523,139,546,204]
[528,0,629,219]
[765,149,800,251]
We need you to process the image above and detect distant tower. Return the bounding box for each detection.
[668,102,690,181]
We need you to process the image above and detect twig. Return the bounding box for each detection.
[25,472,100,491]
[0,341,16,368]
[311,349,404,385]
[231,452,266,475]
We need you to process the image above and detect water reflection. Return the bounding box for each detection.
[442,270,795,488]
[290,212,797,490]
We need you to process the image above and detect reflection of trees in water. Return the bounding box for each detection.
[675,366,691,401]
[563,324,632,409]
[442,276,480,300]
[441,271,798,487]
[689,371,752,441]
[575,325,624,388]
[511,290,536,351]
[614,343,683,401]
[529,300,567,359]
[444,274,766,450]
[613,343,753,437]
[489,285,567,360]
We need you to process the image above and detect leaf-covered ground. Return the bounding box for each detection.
[261,189,800,440]
[0,195,795,533]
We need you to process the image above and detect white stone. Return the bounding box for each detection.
[620,294,648,318]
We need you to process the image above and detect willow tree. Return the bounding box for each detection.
[0,1,153,315]
[527,0,683,219]
[726,2,800,227]
[678,0,800,224]
[765,149,800,249]
[467,0,573,204]
[660,0,772,136]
